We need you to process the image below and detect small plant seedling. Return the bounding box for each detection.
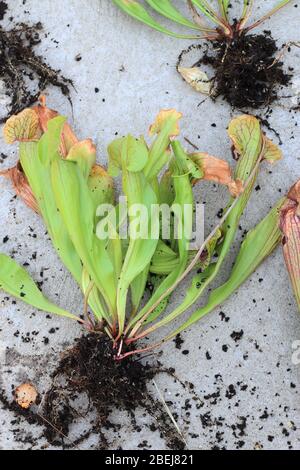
[113,0,293,108]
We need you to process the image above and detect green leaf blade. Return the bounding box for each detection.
[0,254,79,321]
[166,199,284,340]
[113,0,201,38]
[145,0,199,29]
[51,158,117,316]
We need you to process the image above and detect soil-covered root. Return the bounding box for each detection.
[41,334,186,449]
[0,22,72,122]
[178,31,291,109]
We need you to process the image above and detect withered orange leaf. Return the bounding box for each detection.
[0,164,39,213]
[149,109,182,137]
[280,180,300,310]
[190,152,244,196]
[33,96,78,157]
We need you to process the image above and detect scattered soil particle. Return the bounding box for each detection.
[173,333,184,350]
[217,208,224,219]
[177,31,291,109]
[0,21,72,122]
[203,390,220,406]
[236,416,247,437]
[225,384,236,400]
[0,152,7,163]
[230,330,244,342]
[260,409,269,420]
[219,311,230,322]
[205,351,212,360]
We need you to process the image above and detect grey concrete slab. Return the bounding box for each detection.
[0,0,300,450]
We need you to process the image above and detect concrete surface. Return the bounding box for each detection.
[0,0,300,450]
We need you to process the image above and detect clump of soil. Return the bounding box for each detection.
[178,31,291,109]
[0,21,72,122]
[1,334,186,450]
[0,1,8,21]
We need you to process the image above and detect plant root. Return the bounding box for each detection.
[177,31,291,109]
[0,22,73,123]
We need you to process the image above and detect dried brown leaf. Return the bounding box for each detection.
[190,152,244,197]
[0,163,38,213]
[280,180,300,310]
[178,67,211,95]
[263,137,282,164]
[15,383,38,409]
[33,96,78,157]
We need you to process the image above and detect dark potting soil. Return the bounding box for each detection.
[0,334,185,450]
[178,31,291,109]
[0,21,72,122]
